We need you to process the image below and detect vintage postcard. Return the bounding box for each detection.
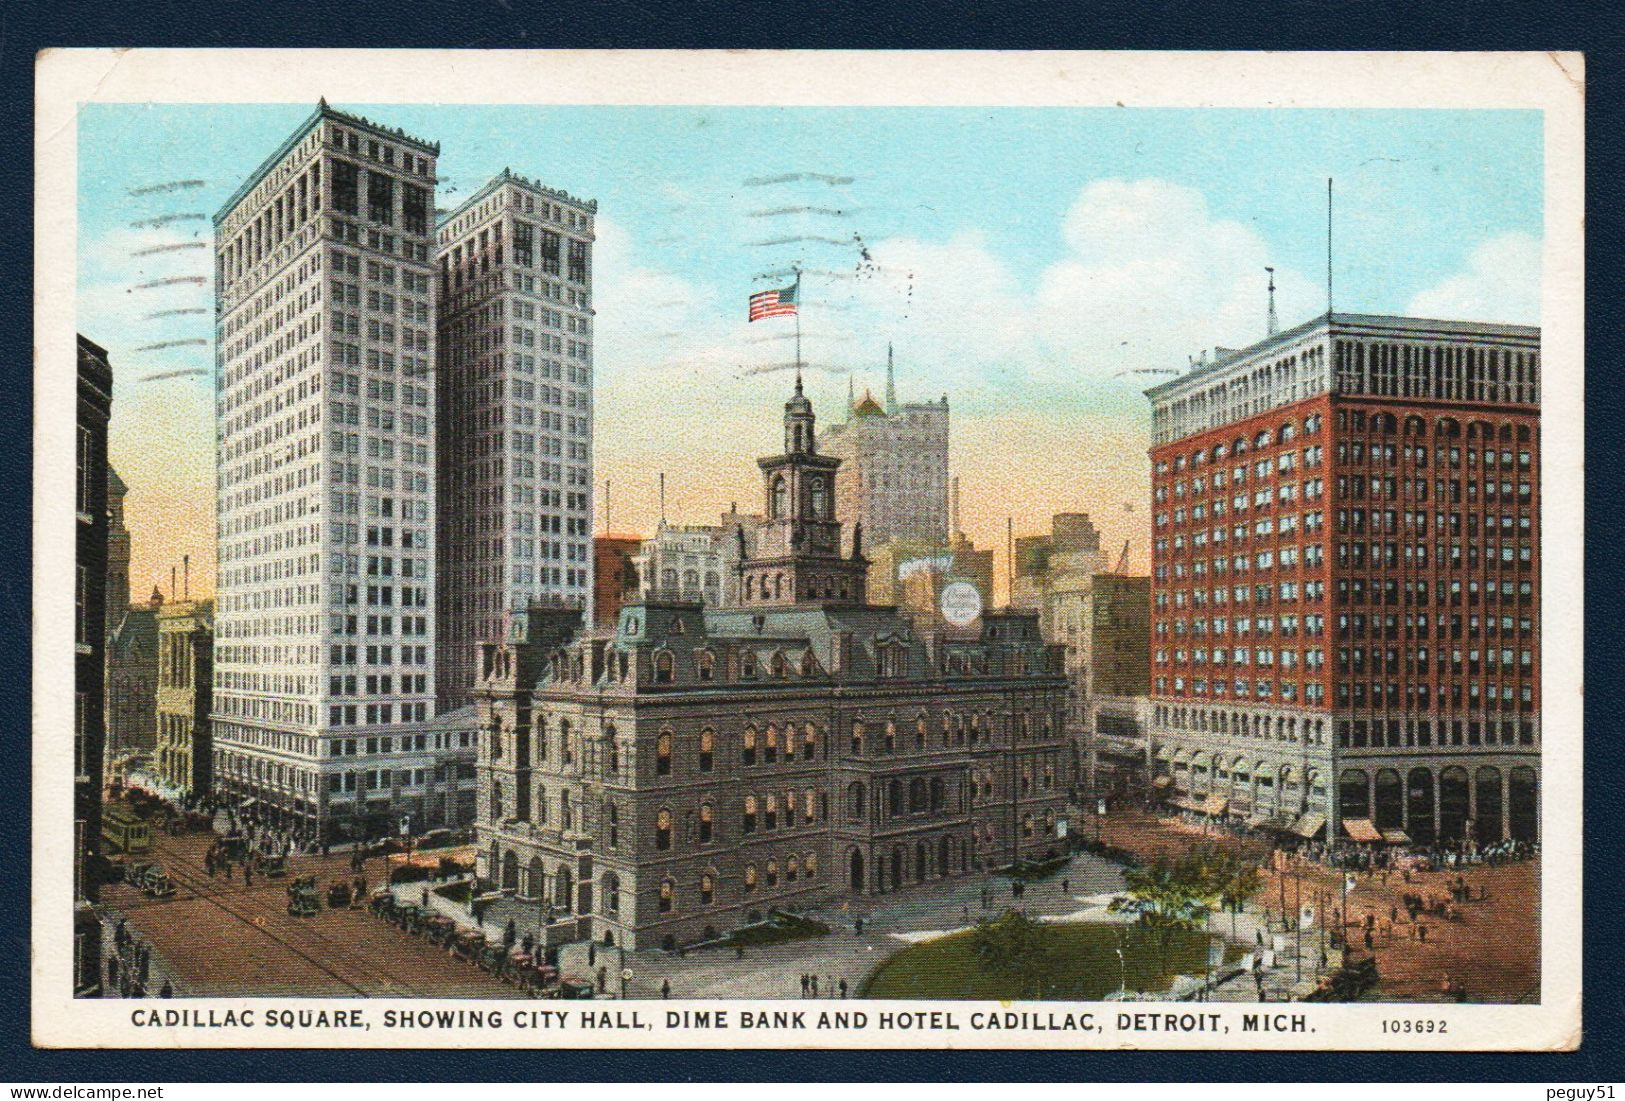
[33,49,1583,1050]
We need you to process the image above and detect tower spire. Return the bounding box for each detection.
[885,342,897,414]
[1266,266,1279,337]
[847,371,855,421]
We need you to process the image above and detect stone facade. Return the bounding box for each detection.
[76,334,112,996]
[156,599,214,796]
[436,169,597,711]
[472,385,1070,950]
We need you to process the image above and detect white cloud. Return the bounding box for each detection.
[1405,231,1541,325]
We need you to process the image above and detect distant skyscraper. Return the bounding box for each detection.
[435,169,597,710]
[212,103,455,839]
[818,347,949,549]
[106,467,131,618]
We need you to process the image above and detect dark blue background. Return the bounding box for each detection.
[3,0,1616,1082]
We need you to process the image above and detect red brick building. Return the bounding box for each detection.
[593,534,643,628]
[1145,314,1540,848]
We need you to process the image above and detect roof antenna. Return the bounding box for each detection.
[1326,177,1334,318]
[1266,266,1279,336]
[885,342,897,414]
[659,472,666,528]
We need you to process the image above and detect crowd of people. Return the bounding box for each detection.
[104,918,174,999]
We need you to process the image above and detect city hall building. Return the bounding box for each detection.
[1145,313,1540,848]
[473,383,1071,949]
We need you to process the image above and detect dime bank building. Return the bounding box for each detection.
[473,383,1072,950]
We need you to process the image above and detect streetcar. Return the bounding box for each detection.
[102,807,152,854]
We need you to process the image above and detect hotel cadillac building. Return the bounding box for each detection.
[1144,313,1540,850]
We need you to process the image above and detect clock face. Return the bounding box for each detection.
[940,581,983,627]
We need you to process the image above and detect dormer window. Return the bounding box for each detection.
[878,642,905,679]
[799,651,816,677]
[654,651,675,684]
[771,652,789,678]
[741,652,758,679]
[697,651,715,682]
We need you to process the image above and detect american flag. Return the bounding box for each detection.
[748,282,799,322]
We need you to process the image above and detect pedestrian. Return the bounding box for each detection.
[504,919,517,949]
[588,944,596,967]
[827,975,835,998]
[1390,904,1399,925]
[597,965,607,993]
[421,887,429,908]
[107,955,119,990]
[1256,928,1264,947]
[736,945,745,960]
[1363,928,1373,951]
[159,981,173,999]
[810,974,819,997]
[661,979,671,1000]
[801,973,810,997]
[962,904,970,923]
[839,979,848,999]
[1418,924,1428,944]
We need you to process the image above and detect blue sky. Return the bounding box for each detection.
[78,103,1543,595]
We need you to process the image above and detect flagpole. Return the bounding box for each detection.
[793,267,803,380]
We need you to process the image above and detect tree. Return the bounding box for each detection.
[970,909,1053,998]
[1109,853,1213,976]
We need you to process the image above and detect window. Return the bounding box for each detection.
[366,170,393,225]
[697,651,715,682]
[742,795,757,833]
[700,872,714,906]
[742,726,757,766]
[654,651,674,684]
[771,475,787,519]
[699,727,714,772]
[656,731,672,776]
[655,808,672,851]
[744,864,757,893]
[802,724,817,761]
[699,802,714,843]
[659,878,674,913]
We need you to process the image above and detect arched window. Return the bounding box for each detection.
[810,476,827,518]
[805,851,818,877]
[697,651,715,682]
[764,724,779,763]
[490,780,504,820]
[605,723,619,776]
[804,789,816,823]
[603,872,620,914]
[888,779,903,817]
[884,721,896,754]
[536,785,549,824]
[787,856,800,882]
[560,788,573,830]
[699,727,715,772]
[742,795,757,834]
[742,725,758,766]
[556,864,573,910]
[656,731,672,776]
[765,794,779,830]
[800,651,816,677]
[766,858,779,887]
[909,777,927,812]
[654,650,674,684]
[659,877,675,913]
[851,719,864,755]
[802,723,817,761]
[699,801,714,843]
[847,781,867,820]
[656,808,672,851]
[700,871,715,905]
[741,652,758,679]
[771,651,788,678]
[770,475,787,519]
[1022,813,1034,838]
[605,802,618,847]
[743,864,757,893]
[915,715,928,750]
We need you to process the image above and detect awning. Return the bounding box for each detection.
[1291,812,1327,839]
[1171,797,1204,814]
[1381,828,1412,845]
[1202,795,1229,816]
[1245,814,1270,829]
[1342,817,1383,843]
[1152,776,1173,789]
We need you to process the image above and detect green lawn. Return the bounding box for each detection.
[862,921,1234,1000]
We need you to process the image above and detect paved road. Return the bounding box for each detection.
[100,829,523,998]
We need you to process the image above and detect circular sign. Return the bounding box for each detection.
[621,968,634,981]
[940,581,983,627]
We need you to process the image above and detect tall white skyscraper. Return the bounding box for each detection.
[212,103,471,840]
[435,169,596,710]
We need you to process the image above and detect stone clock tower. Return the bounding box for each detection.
[738,377,869,606]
